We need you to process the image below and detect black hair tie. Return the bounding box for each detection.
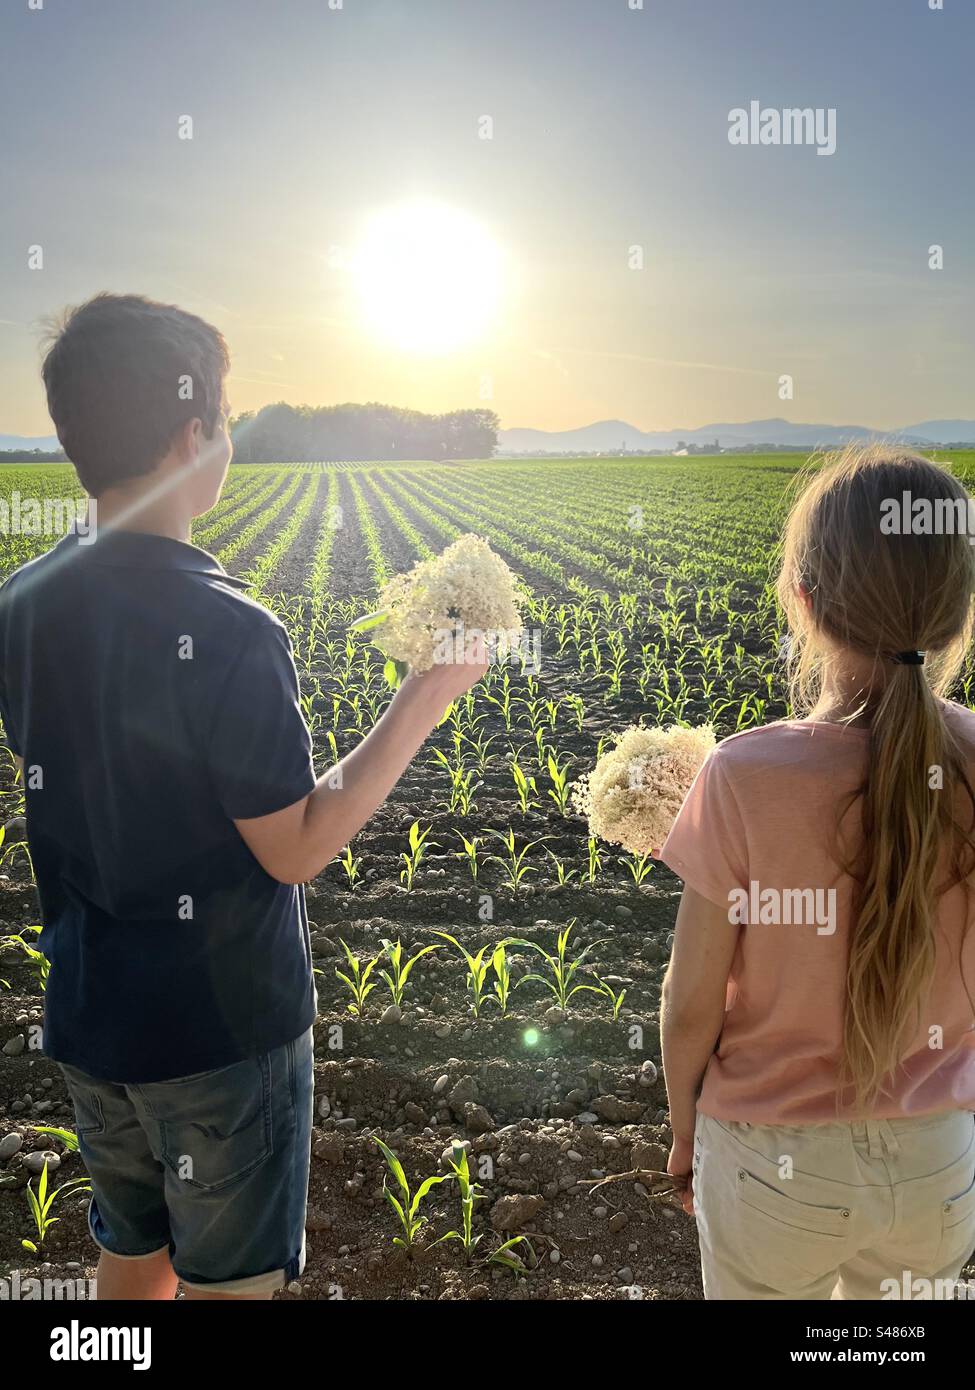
[892,650,925,665]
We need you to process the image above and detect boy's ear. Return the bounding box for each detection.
[171,416,205,463]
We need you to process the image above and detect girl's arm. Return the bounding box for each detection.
[660,886,740,1210]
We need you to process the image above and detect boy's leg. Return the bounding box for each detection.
[58,1063,175,1299]
[132,1027,314,1298]
[96,1248,179,1301]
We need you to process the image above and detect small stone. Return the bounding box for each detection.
[23,1151,60,1176]
[2,1035,26,1057]
[608,1212,629,1234]
[380,1004,402,1025]
[305,1206,332,1232]
[0,1132,24,1160]
[432,1075,450,1095]
[448,1075,477,1108]
[312,1134,344,1163]
[490,1193,545,1232]
[463,1103,495,1135]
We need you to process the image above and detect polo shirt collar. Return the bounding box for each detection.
[60,528,250,590]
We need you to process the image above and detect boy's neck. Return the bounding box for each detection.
[89,482,193,544]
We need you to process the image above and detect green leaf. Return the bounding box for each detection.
[348,609,388,632]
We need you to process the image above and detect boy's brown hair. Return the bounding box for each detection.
[42,292,229,497]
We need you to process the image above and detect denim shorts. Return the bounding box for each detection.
[59,1028,314,1295]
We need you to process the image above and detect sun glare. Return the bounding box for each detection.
[352,201,502,354]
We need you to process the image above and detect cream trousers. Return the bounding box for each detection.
[693,1108,975,1300]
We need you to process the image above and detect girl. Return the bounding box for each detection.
[659,445,975,1300]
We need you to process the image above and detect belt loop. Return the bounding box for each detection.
[866,1120,883,1158]
[880,1118,901,1156]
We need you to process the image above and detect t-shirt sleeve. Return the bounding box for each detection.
[207,619,316,820]
[658,748,748,908]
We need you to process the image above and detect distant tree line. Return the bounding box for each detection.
[230,402,499,463]
[0,449,67,463]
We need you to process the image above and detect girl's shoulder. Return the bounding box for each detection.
[939,699,975,754]
[710,701,975,781]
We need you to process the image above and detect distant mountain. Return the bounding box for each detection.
[497,417,975,454]
[0,433,60,451]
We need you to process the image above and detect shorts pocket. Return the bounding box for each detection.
[150,1055,272,1193]
[61,1071,107,1139]
[942,1166,975,1233]
[736,1167,853,1240]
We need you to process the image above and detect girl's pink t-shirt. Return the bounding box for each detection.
[659,703,975,1124]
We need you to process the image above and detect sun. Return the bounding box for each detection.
[352,201,502,354]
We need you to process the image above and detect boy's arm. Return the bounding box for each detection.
[234,657,484,885]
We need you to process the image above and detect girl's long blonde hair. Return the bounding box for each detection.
[776,445,975,1110]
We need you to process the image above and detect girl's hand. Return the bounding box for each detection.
[668,1135,695,1216]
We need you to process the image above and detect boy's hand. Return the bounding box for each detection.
[401,632,490,713]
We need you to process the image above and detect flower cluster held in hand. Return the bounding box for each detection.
[369,534,523,673]
[572,724,716,857]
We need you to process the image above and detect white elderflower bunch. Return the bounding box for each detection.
[357,534,523,673]
[572,724,716,857]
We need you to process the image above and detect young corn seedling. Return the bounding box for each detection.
[594,976,627,1020]
[337,845,363,890]
[509,920,606,1014]
[546,753,573,815]
[22,1162,91,1254]
[621,852,653,886]
[32,1127,80,1153]
[565,693,585,731]
[585,837,603,886]
[491,942,513,1015]
[432,1143,486,1260]
[373,1138,448,1253]
[454,832,481,882]
[485,1235,534,1274]
[431,932,495,1018]
[400,820,438,890]
[431,750,481,815]
[6,928,49,992]
[379,938,442,1008]
[335,939,380,1016]
[487,829,548,894]
[546,850,578,886]
[511,760,537,814]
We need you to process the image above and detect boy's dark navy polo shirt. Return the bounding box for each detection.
[0,529,318,1083]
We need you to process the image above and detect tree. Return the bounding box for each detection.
[229,403,499,463]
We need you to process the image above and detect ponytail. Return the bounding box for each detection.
[843,662,964,1109]
[777,446,975,1111]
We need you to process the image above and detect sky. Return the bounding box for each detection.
[2,0,974,437]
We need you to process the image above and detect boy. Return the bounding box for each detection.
[0,292,484,1299]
